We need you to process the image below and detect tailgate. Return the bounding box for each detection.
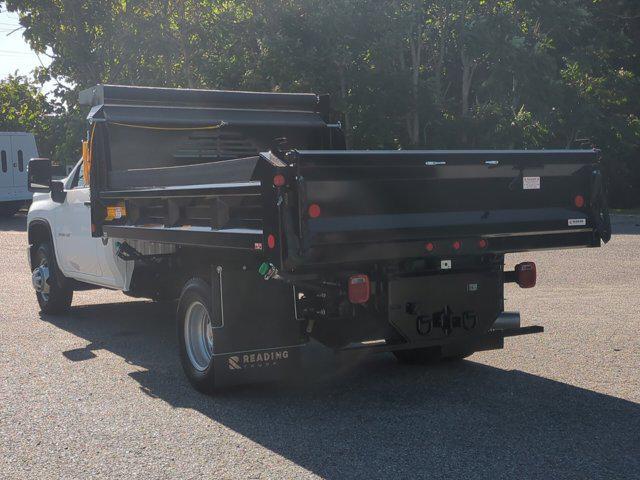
[285,149,610,265]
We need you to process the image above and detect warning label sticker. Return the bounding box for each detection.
[523,176,541,190]
[568,218,587,226]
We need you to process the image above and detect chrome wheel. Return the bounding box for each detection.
[32,262,51,302]
[184,301,214,371]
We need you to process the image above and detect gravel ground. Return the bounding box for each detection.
[0,214,638,479]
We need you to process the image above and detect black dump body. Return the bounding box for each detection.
[81,84,611,272]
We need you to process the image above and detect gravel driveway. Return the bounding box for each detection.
[1,214,638,479]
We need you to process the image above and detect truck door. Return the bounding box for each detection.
[9,134,32,199]
[0,139,13,200]
[55,161,104,277]
[55,161,128,289]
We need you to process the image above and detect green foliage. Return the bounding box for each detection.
[0,74,50,134]
[4,0,640,205]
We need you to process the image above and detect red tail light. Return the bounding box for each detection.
[348,274,370,304]
[452,240,461,251]
[515,262,536,288]
[308,203,321,218]
[574,195,585,208]
[425,242,435,252]
[267,234,276,249]
[273,174,286,187]
[478,239,488,249]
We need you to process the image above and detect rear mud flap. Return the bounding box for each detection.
[213,345,306,387]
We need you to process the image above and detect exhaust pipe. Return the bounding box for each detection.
[492,311,520,330]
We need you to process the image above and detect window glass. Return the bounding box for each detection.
[72,161,86,188]
[1,151,6,173]
[18,150,23,172]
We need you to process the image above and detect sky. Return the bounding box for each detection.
[0,9,51,82]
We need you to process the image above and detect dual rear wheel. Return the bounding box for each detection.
[177,278,218,393]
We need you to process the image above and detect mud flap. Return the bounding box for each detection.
[212,345,306,387]
[590,167,611,243]
[208,263,308,387]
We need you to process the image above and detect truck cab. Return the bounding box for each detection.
[28,159,130,291]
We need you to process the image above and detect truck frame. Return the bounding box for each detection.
[27,85,611,392]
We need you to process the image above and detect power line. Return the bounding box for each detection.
[0,49,38,56]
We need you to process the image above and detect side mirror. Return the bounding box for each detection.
[28,158,52,192]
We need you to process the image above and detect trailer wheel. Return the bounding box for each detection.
[32,242,73,314]
[177,278,217,393]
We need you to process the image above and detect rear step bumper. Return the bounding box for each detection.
[338,324,544,356]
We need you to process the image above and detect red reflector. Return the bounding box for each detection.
[425,242,435,252]
[452,240,461,251]
[574,195,585,208]
[267,234,276,249]
[273,174,286,187]
[478,239,488,249]
[348,274,370,304]
[308,203,321,218]
[515,262,537,288]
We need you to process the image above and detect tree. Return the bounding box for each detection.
[4,0,640,205]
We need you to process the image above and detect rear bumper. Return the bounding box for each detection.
[338,324,544,356]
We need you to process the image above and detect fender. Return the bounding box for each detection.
[27,218,57,270]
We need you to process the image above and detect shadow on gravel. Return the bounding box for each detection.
[42,300,639,479]
[0,214,27,232]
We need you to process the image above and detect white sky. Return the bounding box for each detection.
[0,9,53,87]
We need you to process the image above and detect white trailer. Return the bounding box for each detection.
[0,132,38,216]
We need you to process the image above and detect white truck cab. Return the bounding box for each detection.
[27,159,132,294]
[0,132,37,216]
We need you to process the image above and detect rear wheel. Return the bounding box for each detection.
[393,346,475,364]
[393,346,441,365]
[177,278,217,393]
[0,203,21,217]
[32,242,73,314]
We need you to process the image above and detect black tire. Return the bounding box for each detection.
[441,350,475,362]
[393,346,441,365]
[33,242,73,314]
[177,278,217,393]
[0,203,21,217]
[393,346,475,364]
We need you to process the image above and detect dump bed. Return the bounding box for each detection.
[285,150,610,266]
[81,85,610,270]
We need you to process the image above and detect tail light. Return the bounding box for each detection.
[273,174,286,187]
[348,274,370,304]
[478,239,488,249]
[515,262,536,288]
[574,195,585,208]
[308,203,321,218]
